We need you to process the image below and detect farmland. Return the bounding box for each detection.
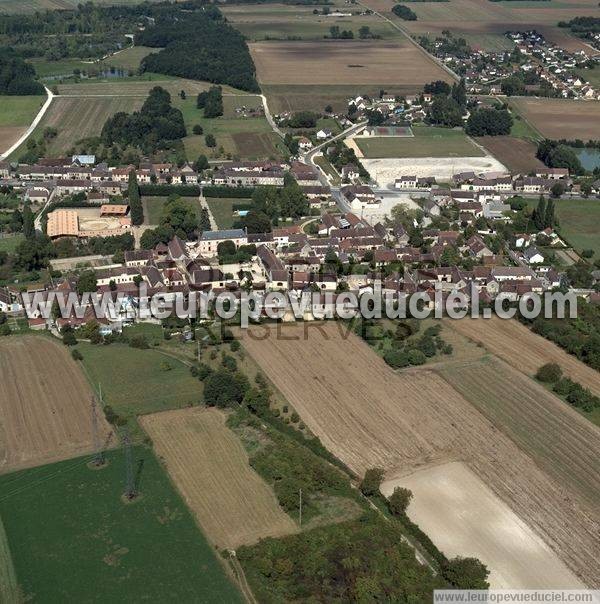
[8,96,144,160]
[78,342,201,426]
[355,126,484,158]
[0,515,17,604]
[551,199,600,256]
[241,322,600,587]
[447,317,600,397]
[382,462,583,588]
[477,136,544,173]
[250,40,452,112]
[0,95,44,153]
[0,336,112,473]
[140,408,297,549]
[0,448,242,601]
[509,98,600,141]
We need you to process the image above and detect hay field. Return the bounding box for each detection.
[0,336,112,473]
[382,462,584,588]
[447,317,600,396]
[140,408,297,549]
[509,98,600,141]
[241,322,600,586]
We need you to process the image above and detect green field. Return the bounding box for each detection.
[175,95,283,161]
[554,199,600,256]
[510,113,543,140]
[0,449,242,602]
[0,515,18,604]
[142,195,202,226]
[356,126,484,158]
[0,234,24,253]
[206,197,253,229]
[78,342,201,423]
[576,66,600,89]
[0,96,45,126]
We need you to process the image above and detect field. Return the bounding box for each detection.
[0,448,242,601]
[447,317,600,396]
[0,233,24,254]
[382,462,583,588]
[477,136,544,173]
[206,197,252,230]
[140,408,297,549]
[0,336,112,474]
[8,96,143,160]
[355,126,485,158]
[251,40,452,112]
[551,199,600,256]
[78,342,201,424]
[0,515,17,603]
[142,195,202,226]
[241,322,600,586]
[509,98,600,141]
[0,0,164,12]
[0,95,44,153]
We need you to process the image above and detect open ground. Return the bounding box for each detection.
[241,322,600,587]
[355,126,485,159]
[0,336,112,474]
[477,136,544,174]
[140,408,297,549]
[509,98,600,141]
[250,40,452,112]
[0,448,242,601]
[382,462,583,588]
[446,317,600,397]
[0,95,45,154]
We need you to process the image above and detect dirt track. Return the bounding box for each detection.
[0,336,111,473]
[241,322,600,587]
[140,408,297,549]
[447,317,600,397]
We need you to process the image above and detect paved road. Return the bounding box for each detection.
[260,93,285,138]
[0,86,54,160]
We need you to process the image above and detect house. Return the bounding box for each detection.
[298,136,313,151]
[71,154,96,166]
[341,164,359,180]
[395,176,417,189]
[316,128,333,140]
[516,177,552,193]
[523,246,544,265]
[535,167,568,179]
[124,250,153,267]
[198,229,248,257]
[25,187,51,204]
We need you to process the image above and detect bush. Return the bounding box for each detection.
[384,349,410,368]
[388,486,413,516]
[197,363,212,381]
[407,349,426,365]
[62,330,77,346]
[360,467,385,496]
[203,369,245,408]
[129,335,149,349]
[230,340,240,352]
[71,348,83,361]
[535,363,562,383]
[192,124,203,135]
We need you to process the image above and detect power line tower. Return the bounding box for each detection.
[122,430,137,501]
[90,395,105,467]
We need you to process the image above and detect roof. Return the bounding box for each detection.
[100,204,128,215]
[200,229,246,242]
[47,209,79,238]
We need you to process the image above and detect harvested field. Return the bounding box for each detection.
[0,336,112,473]
[477,136,545,173]
[241,322,600,586]
[509,98,600,140]
[251,40,450,86]
[382,462,584,588]
[140,408,297,549]
[446,317,600,397]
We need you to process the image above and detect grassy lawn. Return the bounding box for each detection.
[576,66,600,88]
[355,126,484,158]
[554,199,600,256]
[142,195,201,226]
[206,197,253,229]
[313,154,340,185]
[0,234,24,253]
[510,113,543,140]
[174,96,283,161]
[0,449,242,602]
[461,32,515,52]
[0,96,45,126]
[78,341,201,423]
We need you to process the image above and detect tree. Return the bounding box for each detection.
[22,204,35,238]
[544,197,555,227]
[500,75,526,96]
[192,124,203,135]
[324,104,333,113]
[451,78,467,107]
[77,270,97,295]
[442,557,490,589]
[360,468,385,496]
[388,486,413,515]
[407,349,426,365]
[536,363,562,383]
[217,239,236,259]
[533,195,546,231]
[358,25,372,39]
[550,182,565,199]
[465,108,512,136]
[128,170,144,226]
[243,209,272,233]
[193,154,209,171]
[205,133,216,148]
[429,96,463,127]
[204,369,245,408]
[391,4,416,20]
[423,80,451,96]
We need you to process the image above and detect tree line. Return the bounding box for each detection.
[0,55,44,95]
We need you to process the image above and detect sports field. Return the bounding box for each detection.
[141,408,297,549]
[0,95,45,154]
[0,336,112,473]
[0,448,242,601]
[509,98,600,141]
[355,127,484,158]
[241,322,600,586]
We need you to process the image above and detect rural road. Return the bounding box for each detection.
[0,86,54,161]
[259,93,285,138]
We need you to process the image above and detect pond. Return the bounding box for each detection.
[573,148,600,171]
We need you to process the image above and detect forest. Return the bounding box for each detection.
[0,55,44,95]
